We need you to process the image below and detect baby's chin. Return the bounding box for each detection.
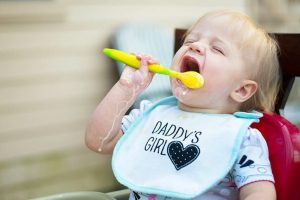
[171,79,193,102]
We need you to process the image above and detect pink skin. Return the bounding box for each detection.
[119,53,157,94]
[170,16,248,114]
[96,53,158,152]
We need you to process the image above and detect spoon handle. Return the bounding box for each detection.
[103,48,179,77]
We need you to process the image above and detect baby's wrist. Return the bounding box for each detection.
[116,80,140,97]
[119,75,134,88]
[118,76,148,96]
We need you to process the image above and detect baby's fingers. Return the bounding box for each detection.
[136,53,159,74]
[146,57,159,65]
[136,54,159,65]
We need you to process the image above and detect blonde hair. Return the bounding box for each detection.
[188,10,281,112]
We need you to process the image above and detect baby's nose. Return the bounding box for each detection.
[190,43,205,54]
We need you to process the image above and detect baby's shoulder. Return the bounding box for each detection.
[240,127,269,152]
[138,99,153,112]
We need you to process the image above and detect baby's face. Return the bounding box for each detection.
[171,15,249,113]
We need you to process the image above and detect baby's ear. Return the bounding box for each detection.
[230,80,257,103]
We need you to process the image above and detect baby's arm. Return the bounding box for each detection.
[235,128,276,199]
[85,54,156,154]
[240,181,276,200]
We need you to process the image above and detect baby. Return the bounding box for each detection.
[85,10,280,200]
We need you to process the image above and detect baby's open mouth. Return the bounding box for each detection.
[180,56,201,73]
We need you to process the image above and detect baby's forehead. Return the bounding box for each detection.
[187,22,240,45]
[188,15,257,48]
[193,13,248,30]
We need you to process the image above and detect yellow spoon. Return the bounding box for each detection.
[103,48,204,89]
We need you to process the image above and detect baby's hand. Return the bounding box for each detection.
[119,53,157,93]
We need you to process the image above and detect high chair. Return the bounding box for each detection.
[175,29,300,200]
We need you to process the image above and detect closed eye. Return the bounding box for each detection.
[212,46,224,55]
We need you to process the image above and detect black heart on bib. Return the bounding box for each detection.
[167,141,200,170]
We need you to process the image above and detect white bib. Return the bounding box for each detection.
[112,96,261,199]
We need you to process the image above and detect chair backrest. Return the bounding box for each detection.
[174,29,300,200]
[251,112,300,200]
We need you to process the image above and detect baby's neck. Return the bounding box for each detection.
[178,102,238,114]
